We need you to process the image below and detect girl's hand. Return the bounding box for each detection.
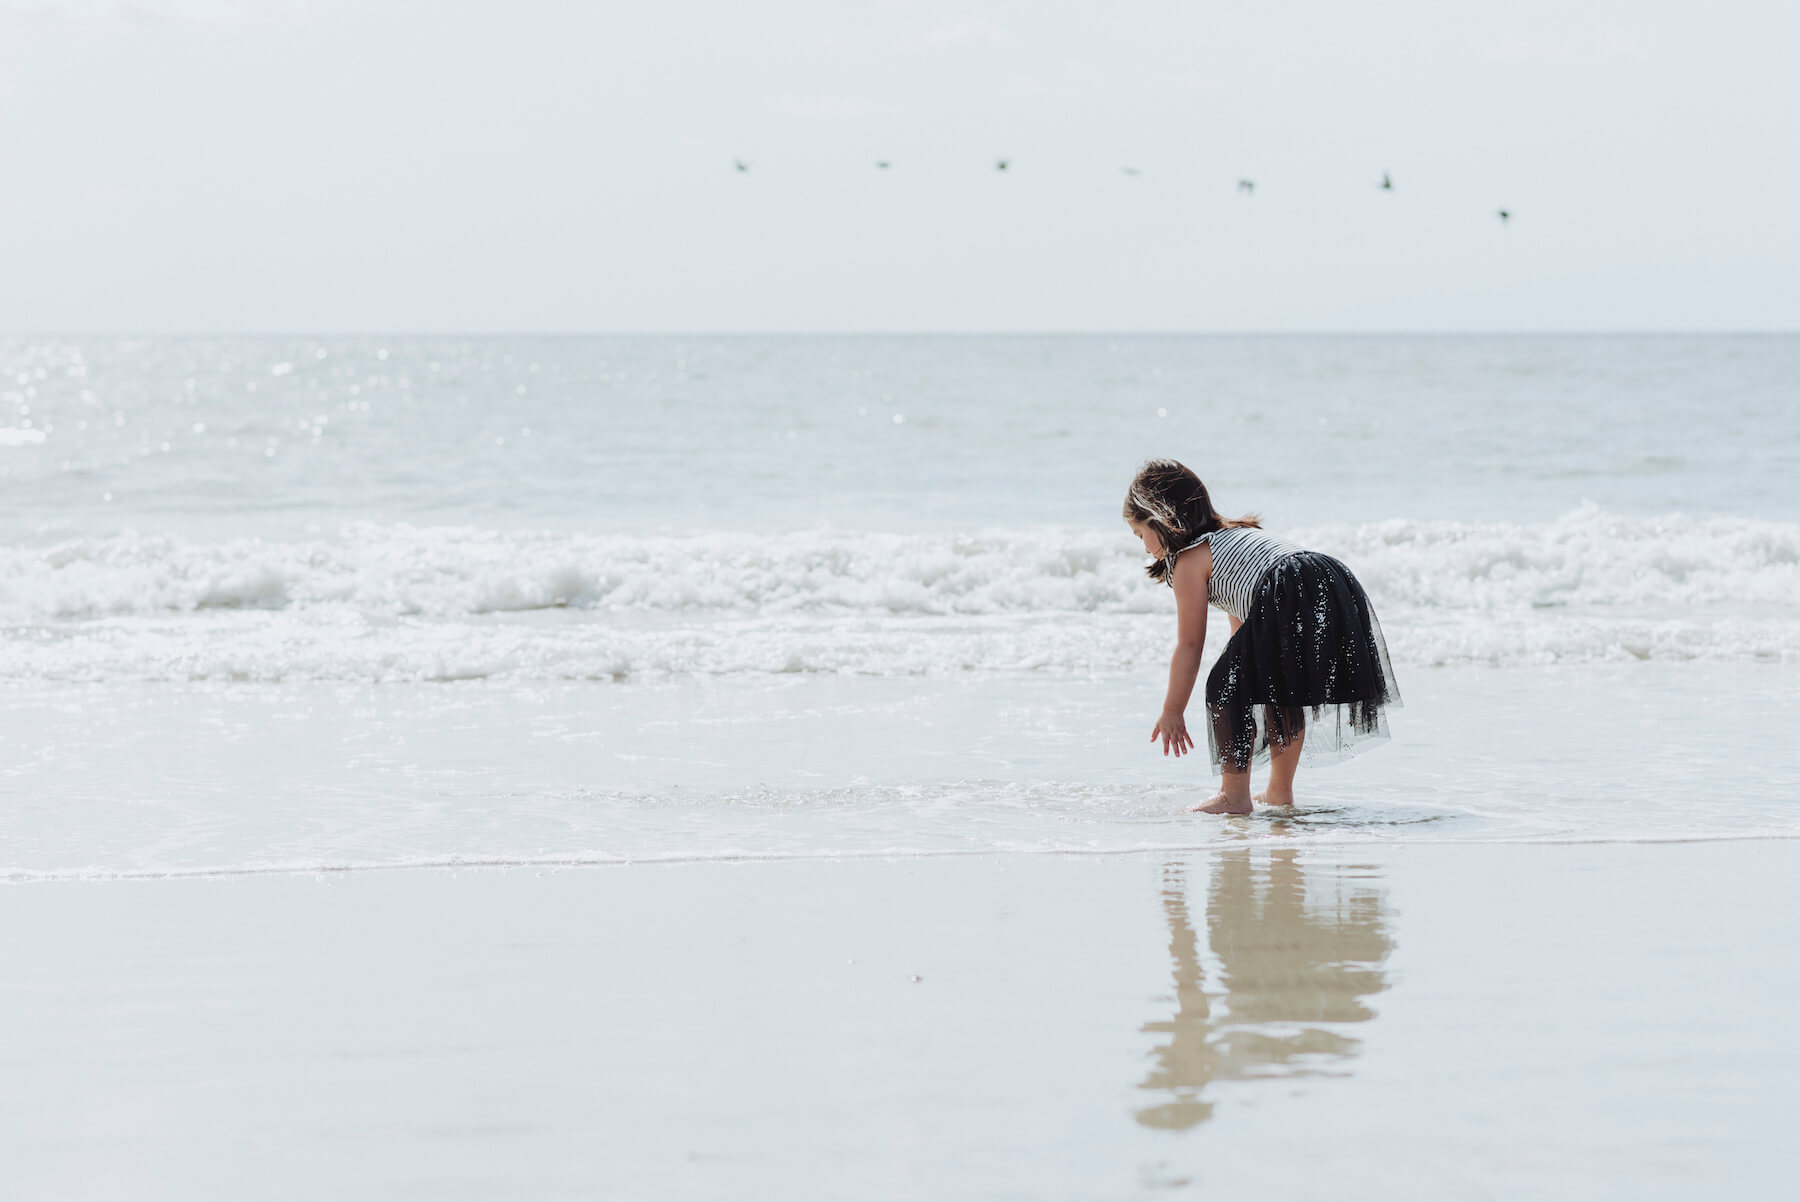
[1151,711,1194,757]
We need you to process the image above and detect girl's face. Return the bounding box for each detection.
[1129,519,1166,558]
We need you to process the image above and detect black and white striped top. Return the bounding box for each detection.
[1171,527,1304,621]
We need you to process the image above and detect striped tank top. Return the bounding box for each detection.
[1172,527,1305,621]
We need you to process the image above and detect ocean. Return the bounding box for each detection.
[3,335,1798,878]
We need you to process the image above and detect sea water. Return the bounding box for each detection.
[2,335,1797,878]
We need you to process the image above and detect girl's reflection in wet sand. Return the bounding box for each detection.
[1137,845,1394,1129]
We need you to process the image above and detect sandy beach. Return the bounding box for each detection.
[2,334,1796,1198]
[4,839,1794,1199]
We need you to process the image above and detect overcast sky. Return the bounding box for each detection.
[1,0,1795,332]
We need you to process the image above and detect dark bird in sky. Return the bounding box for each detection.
[995,158,1009,171]
[875,161,890,169]
[1122,166,1141,176]
[1379,172,1393,190]
[1237,178,1254,194]
[734,158,750,172]
[1497,208,1511,223]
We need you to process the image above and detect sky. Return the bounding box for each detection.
[1,0,1796,333]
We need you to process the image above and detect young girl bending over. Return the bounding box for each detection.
[1123,459,1400,815]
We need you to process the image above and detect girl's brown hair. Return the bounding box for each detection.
[1122,458,1260,581]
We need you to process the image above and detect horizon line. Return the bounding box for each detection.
[4,328,1797,339]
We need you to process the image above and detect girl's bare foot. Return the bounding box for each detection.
[1189,792,1253,815]
[1254,788,1296,808]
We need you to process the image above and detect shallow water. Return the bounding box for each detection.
[3,665,1794,880]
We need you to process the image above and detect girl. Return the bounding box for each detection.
[1123,459,1400,814]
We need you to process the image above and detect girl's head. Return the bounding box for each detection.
[1123,459,1260,580]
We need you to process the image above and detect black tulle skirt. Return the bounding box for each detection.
[1205,551,1401,771]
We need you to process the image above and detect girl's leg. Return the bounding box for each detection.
[1191,660,1255,815]
[1257,726,1304,807]
[1192,767,1253,814]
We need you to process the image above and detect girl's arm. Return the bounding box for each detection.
[1151,545,1210,757]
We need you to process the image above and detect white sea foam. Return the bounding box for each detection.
[1311,502,1800,613]
[0,523,1143,619]
[1,506,1795,680]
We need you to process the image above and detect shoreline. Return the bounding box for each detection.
[8,825,1800,885]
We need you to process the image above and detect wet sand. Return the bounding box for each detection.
[2,840,1795,1199]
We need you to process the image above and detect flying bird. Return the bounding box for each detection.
[875,161,890,169]
[995,158,1009,171]
[1237,178,1255,194]
[734,158,750,173]
[1122,166,1141,176]
[1497,208,1511,223]
[1379,172,1393,190]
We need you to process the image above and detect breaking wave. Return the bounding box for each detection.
[2,504,1796,680]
